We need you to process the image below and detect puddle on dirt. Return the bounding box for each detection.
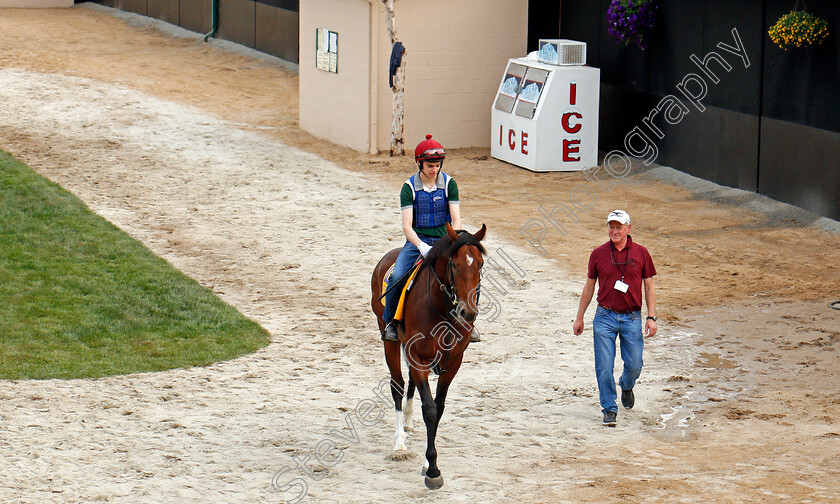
[653,331,745,437]
[657,329,697,343]
[657,391,696,436]
[659,406,695,435]
[696,352,740,369]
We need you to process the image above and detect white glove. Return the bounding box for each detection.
[416,241,433,258]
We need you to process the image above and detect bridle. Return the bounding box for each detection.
[426,247,480,323]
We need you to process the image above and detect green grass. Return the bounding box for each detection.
[0,150,270,379]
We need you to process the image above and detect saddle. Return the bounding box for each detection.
[381,260,422,321]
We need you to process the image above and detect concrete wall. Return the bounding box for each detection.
[300,0,528,153]
[0,0,73,6]
[299,0,373,152]
[381,0,528,150]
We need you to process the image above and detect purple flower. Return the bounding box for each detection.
[606,0,657,49]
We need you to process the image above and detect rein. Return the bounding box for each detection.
[426,256,458,321]
[424,259,456,375]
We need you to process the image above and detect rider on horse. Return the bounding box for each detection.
[381,134,479,343]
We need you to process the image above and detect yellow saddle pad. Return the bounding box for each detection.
[381,262,422,321]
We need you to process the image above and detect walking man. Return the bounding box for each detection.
[573,210,657,427]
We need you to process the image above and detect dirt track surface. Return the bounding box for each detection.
[1,5,839,503]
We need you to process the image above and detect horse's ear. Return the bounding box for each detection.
[446,222,459,242]
[473,224,487,242]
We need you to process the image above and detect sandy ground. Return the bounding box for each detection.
[1,4,839,503]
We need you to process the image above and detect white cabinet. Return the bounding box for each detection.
[491,56,600,172]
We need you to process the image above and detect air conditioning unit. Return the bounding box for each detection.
[538,39,587,66]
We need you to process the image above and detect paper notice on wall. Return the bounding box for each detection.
[316,51,330,72]
[316,28,338,73]
[329,31,338,53]
[316,28,326,51]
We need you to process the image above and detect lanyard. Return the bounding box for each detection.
[610,242,629,282]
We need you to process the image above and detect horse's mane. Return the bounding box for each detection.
[421,230,486,271]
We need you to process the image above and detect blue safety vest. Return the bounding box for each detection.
[409,172,451,229]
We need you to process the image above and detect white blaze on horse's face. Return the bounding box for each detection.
[450,247,483,323]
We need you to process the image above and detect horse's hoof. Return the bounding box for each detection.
[387,449,413,461]
[424,474,444,490]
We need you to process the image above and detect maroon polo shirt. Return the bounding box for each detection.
[587,235,656,312]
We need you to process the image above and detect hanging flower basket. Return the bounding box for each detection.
[606,0,658,50]
[768,10,829,50]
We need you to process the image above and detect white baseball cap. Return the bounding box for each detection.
[607,209,631,225]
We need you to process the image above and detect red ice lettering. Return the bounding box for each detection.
[563,139,580,162]
[562,112,582,134]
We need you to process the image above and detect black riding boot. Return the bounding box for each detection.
[382,321,399,342]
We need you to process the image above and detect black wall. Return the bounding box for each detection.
[557,0,840,220]
[528,0,561,53]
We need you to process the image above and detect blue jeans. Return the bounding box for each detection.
[382,236,438,324]
[593,306,644,413]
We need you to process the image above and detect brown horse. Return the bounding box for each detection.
[370,223,486,489]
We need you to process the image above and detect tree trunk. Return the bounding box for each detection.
[391,52,406,156]
[383,0,405,156]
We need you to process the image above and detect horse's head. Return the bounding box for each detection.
[426,223,487,323]
[448,223,486,322]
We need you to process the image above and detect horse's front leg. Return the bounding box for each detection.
[433,374,453,436]
[411,370,444,489]
[403,375,416,431]
[433,353,462,431]
[384,342,409,457]
[423,355,463,486]
[392,378,408,454]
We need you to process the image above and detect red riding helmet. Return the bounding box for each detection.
[414,134,445,163]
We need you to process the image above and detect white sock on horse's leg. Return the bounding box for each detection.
[404,396,414,430]
[393,410,407,452]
